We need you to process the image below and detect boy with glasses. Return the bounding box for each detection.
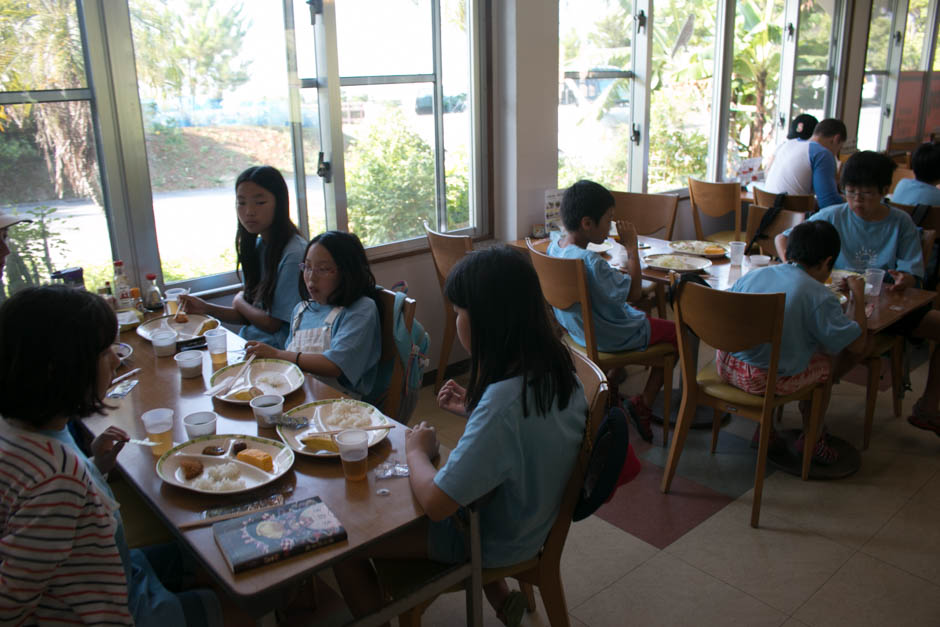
[776,151,940,437]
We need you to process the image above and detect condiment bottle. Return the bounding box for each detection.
[112,261,135,309]
[143,273,164,311]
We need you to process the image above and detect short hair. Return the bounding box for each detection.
[812,118,847,141]
[560,180,614,232]
[841,150,896,191]
[786,221,842,270]
[304,231,377,307]
[911,141,940,184]
[0,286,117,427]
[444,246,576,418]
[788,114,818,140]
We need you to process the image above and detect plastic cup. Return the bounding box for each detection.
[141,408,174,456]
[729,241,747,266]
[250,394,284,428]
[204,328,227,367]
[164,288,188,315]
[174,350,203,378]
[151,330,178,357]
[335,429,369,481]
[182,411,217,439]
[864,268,886,297]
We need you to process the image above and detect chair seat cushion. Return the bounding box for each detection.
[696,361,817,407]
[563,334,675,368]
[706,230,742,245]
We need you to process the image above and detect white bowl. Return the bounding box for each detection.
[749,254,771,266]
[183,411,217,438]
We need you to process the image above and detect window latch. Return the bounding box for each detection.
[884,105,892,118]
[307,0,322,24]
[631,124,641,145]
[786,22,795,40]
[635,10,647,33]
[317,152,332,183]
[779,114,786,128]
[894,30,902,46]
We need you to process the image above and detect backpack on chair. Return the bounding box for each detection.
[367,281,430,425]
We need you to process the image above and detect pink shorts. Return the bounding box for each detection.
[716,350,830,396]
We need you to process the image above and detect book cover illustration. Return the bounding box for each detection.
[213,496,347,573]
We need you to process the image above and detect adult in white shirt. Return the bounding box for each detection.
[760,118,847,209]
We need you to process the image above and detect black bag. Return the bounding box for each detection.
[746,191,788,256]
[572,404,641,521]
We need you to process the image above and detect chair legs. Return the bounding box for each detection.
[435,306,458,393]
[655,283,667,319]
[537,571,570,627]
[661,394,696,493]
[521,581,536,612]
[661,355,674,447]
[890,339,903,418]
[802,387,824,480]
[710,407,722,453]
[863,356,880,451]
[751,412,774,528]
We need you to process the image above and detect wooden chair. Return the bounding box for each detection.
[890,167,915,194]
[424,221,472,393]
[610,191,679,318]
[526,239,677,446]
[752,188,817,213]
[887,202,940,288]
[744,205,806,257]
[688,178,743,244]
[375,287,417,423]
[392,349,608,627]
[662,281,826,527]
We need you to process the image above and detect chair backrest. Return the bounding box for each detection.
[525,239,599,363]
[687,178,742,240]
[887,201,940,232]
[673,281,786,405]
[752,188,816,213]
[922,229,936,271]
[744,205,806,256]
[375,287,417,421]
[539,349,608,565]
[424,221,472,290]
[610,191,679,240]
[890,167,915,193]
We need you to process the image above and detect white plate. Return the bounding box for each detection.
[828,269,862,283]
[277,399,392,458]
[113,342,133,361]
[643,254,712,273]
[137,314,220,341]
[209,359,304,404]
[668,240,729,258]
[586,239,615,253]
[156,434,294,495]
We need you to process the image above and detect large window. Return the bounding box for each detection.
[726,0,785,177]
[648,1,717,191]
[557,0,634,191]
[0,2,114,298]
[858,0,902,151]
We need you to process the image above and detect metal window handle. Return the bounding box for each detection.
[631,124,641,145]
[317,152,332,183]
[635,10,647,33]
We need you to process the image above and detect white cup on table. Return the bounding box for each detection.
[864,268,886,298]
[729,241,746,266]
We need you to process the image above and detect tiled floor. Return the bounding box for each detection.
[345,352,940,627]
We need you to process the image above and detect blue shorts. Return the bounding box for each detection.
[427,516,468,564]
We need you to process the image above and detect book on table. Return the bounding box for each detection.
[213,496,347,573]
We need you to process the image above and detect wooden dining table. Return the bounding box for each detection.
[83,316,482,626]
[514,235,937,332]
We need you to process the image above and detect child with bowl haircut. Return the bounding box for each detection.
[891,141,940,207]
[546,179,676,442]
[720,221,868,463]
[776,150,940,437]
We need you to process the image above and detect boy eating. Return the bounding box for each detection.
[547,179,675,442]
[776,151,940,437]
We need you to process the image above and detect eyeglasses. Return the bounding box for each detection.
[298,263,337,276]
[843,188,882,199]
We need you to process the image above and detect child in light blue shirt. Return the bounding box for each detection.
[777,151,940,438]
[332,247,587,626]
[891,141,940,206]
[245,231,381,399]
[722,221,867,464]
[547,180,676,443]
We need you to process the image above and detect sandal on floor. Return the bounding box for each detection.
[627,395,655,443]
[795,431,838,466]
[907,399,940,437]
[497,590,526,627]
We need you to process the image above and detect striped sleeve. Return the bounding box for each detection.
[0,434,133,625]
